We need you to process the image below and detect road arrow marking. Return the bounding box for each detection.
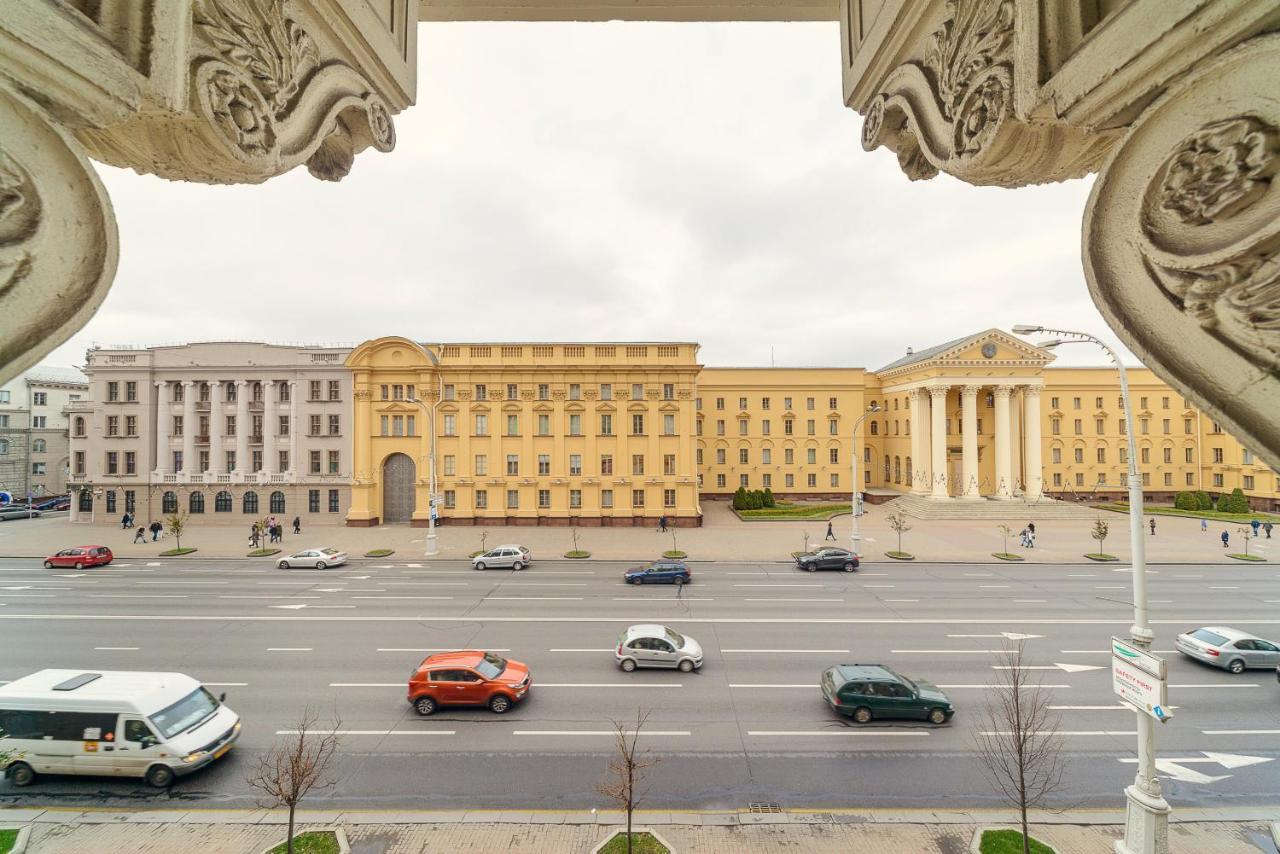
[994,663,1104,673]
[54,573,87,578]
[344,575,371,580]
[0,586,33,591]
[269,604,307,610]
[1200,752,1274,769]
[1120,752,1272,785]
[315,588,345,593]
[949,633,1044,640]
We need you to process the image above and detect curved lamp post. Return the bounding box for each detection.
[1013,324,1168,854]
[849,402,880,557]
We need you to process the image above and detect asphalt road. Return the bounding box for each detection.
[1,555,1277,812]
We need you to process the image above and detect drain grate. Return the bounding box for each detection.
[747,802,783,814]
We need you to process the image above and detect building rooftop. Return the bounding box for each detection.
[23,366,88,387]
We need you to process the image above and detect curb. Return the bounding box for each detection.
[258,826,347,854]
[0,826,30,854]
[590,826,675,853]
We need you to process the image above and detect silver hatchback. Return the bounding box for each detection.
[472,544,531,570]
[615,624,703,673]
[1175,626,1280,674]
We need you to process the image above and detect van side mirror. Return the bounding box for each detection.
[219,692,226,703]
[140,736,157,748]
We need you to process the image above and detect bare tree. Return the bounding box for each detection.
[974,640,1068,854]
[246,708,342,854]
[1090,517,1109,556]
[597,709,661,854]
[997,523,1013,557]
[165,511,189,551]
[887,511,912,555]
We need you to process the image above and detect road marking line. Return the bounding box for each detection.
[267,647,313,651]
[727,572,766,575]
[330,683,400,687]
[14,615,1280,626]
[745,598,844,603]
[1095,586,1126,589]
[939,684,1069,689]
[1208,586,1239,589]
[1067,574,1096,577]
[549,648,614,652]
[885,599,919,602]
[137,581,228,586]
[721,649,848,654]
[203,682,248,687]
[94,646,138,650]
[964,573,994,577]
[146,562,162,566]
[863,585,896,588]
[377,648,511,652]
[219,595,322,600]
[1013,600,1046,603]
[276,729,454,736]
[730,684,814,688]
[747,731,928,737]
[611,597,715,601]
[1201,730,1280,735]
[499,583,587,587]
[538,683,683,688]
[483,596,584,601]
[979,585,1010,589]
[89,594,189,599]
[893,649,1017,654]
[513,730,689,736]
[734,584,825,588]
[352,596,454,600]
[1172,683,1258,689]
[982,731,1136,736]
[1060,650,1176,654]
[1050,705,1180,711]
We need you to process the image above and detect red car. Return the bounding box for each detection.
[407,650,531,716]
[44,546,113,569]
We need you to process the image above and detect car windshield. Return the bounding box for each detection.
[1190,629,1229,645]
[475,652,507,680]
[664,628,685,647]
[322,548,340,555]
[150,687,219,739]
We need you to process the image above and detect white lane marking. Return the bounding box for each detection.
[514,730,689,736]
[1051,705,1180,711]
[276,729,454,736]
[2,586,69,590]
[89,594,189,599]
[721,649,849,654]
[730,684,815,688]
[979,585,1010,589]
[964,573,994,577]
[146,562,162,567]
[330,683,400,687]
[483,597,584,601]
[1208,586,1240,590]
[352,596,454,600]
[1172,683,1258,689]
[950,633,1043,640]
[549,648,614,652]
[1095,586,1126,589]
[137,581,229,586]
[745,598,845,603]
[610,597,715,601]
[1060,649,1176,654]
[377,648,511,652]
[267,647,313,651]
[203,682,247,687]
[0,594,54,597]
[747,730,928,737]
[863,585,896,589]
[735,584,825,588]
[498,583,587,587]
[219,595,322,600]
[1014,600,1047,603]
[15,615,1280,626]
[894,649,1020,654]
[1067,574,1096,578]
[983,730,1136,736]
[727,572,766,575]
[1175,574,1204,578]
[1202,730,1280,735]
[269,604,355,610]
[940,684,1069,689]
[538,683,682,688]
[405,564,423,568]
[94,646,138,650]
[994,663,1104,673]
[885,599,919,602]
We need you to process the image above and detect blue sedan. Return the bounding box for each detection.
[624,560,692,585]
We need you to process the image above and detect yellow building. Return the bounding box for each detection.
[346,338,703,527]
[345,331,1280,526]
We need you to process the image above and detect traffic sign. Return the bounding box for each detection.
[1112,636,1170,722]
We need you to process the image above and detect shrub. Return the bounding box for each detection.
[732,487,748,511]
[1222,488,1251,514]
[1173,491,1197,511]
[1194,490,1213,511]
[763,487,776,508]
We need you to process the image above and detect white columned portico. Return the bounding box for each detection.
[929,385,949,498]
[908,389,926,495]
[181,381,195,477]
[208,381,223,474]
[235,380,250,477]
[264,381,278,475]
[153,381,168,475]
[288,381,298,475]
[1024,386,1044,500]
[993,385,1014,499]
[961,385,981,499]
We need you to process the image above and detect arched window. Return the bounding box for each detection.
[894,456,901,484]
[270,491,286,513]
[74,417,85,436]
[189,491,205,514]
[869,421,878,435]
[883,454,890,480]
[79,489,93,512]
[215,491,233,512]
[32,439,46,453]
[162,491,178,513]
[905,456,912,486]
[0,438,8,454]
[243,491,259,514]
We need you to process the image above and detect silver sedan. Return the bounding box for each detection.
[277,547,348,570]
[1175,626,1280,673]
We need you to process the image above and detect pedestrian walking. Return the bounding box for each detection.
[273,523,283,543]
[1149,518,1156,536]
[120,512,130,530]
[1265,522,1274,539]
[1027,529,1036,549]
[292,516,301,535]
[133,526,146,543]
[1201,518,1208,532]
[1019,527,1030,548]
[658,514,668,533]
[1221,530,1230,548]
[1027,521,1036,536]
[149,520,162,541]
[825,521,835,541]
[1250,519,1261,536]
[250,524,260,549]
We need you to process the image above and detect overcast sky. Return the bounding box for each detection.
[48,22,1126,372]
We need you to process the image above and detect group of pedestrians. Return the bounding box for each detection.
[250,516,303,548]
[131,520,164,543]
[1019,522,1037,548]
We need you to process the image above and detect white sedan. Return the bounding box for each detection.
[277,547,347,570]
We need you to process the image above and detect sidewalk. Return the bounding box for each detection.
[0,501,1272,565]
[3,807,1276,854]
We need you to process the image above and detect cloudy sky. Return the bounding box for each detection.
[48,22,1123,371]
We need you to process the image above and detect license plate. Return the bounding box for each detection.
[213,744,232,760]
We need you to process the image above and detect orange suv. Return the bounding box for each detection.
[407,650,531,715]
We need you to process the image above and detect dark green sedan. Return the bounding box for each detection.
[821,664,955,725]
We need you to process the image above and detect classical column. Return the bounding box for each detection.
[1024,386,1044,500]
[153,381,168,475]
[907,389,923,494]
[208,381,223,473]
[930,385,949,498]
[288,381,298,474]
[993,385,1014,499]
[181,381,195,477]
[235,380,250,477]
[961,385,981,499]
[264,381,278,474]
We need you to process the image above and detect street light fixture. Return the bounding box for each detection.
[1013,324,1169,854]
[849,401,881,558]
[415,347,443,558]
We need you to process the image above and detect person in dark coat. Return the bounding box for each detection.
[149,520,162,541]
[825,521,836,541]
[133,526,146,543]
[292,516,301,535]
[1221,530,1230,548]
[120,513,130,530]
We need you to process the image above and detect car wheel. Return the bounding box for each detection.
[278,560,289,569]
[489,694,512,714]
[805,565,816,572]
[475,562,486,571]
[43,560,53,569]
[513,561,524,570]
[674,577,685,586]
[414,696,437,716]
[928,708,948,725]
[843,562,856,572]
[1228,658,1246,674]
[145,764,175,788]
[7,761,35,787]
[74,562,84,570]
[620,658,638,672]
[316,561,327,570]
[852,706,872,724]
[678,659,695,673]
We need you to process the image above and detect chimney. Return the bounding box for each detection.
[906,346,914,355]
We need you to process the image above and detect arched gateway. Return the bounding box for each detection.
[381,453,416,524]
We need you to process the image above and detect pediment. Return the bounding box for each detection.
[659,402,681,412]
[533,402,554,412]
[627,402,648,412]
[565,402,586,412]
[942,330,1053,365]
[377,402,417,413]
[597,402,617,413]
[471,403,491,413]
[502,402,521,412]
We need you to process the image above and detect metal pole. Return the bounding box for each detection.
[849,405,877,558]
[425,398,438,557]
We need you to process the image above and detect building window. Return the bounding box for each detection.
[663,414,676,435]
[73,451,84,474]
[807,473,817,487]
[1163,447,1172,464]
[570,454,582,476]
[506,489,519,510]
[474,384,487,401]
[264,491,283,513]
[329,489,340,512]
[1185,447,1194,463]
[173,450,183,471]
[570,489,582,509]
[784,419,793,436]
[663,454,676,475]
[632,489,645,507]
[830,473,839,487]
[1212,473,1224,487]
[716,474,726,488]
[475,454,488,476]
[189,491,205,513]
[600,454,613,475]
[807,448,817,465]
[125,381,137,402]
[537,384,550,401]
[569,413,582,436]
[103,490,116,513]
[739,448,749,465]
[107,415,119,436]
[1242,448,1254,464]
[309,451,321,474]
[1096,447,1106,463]
[1096,418,1105,435]
[1073,419,1082,435]
[807,419,816,436]
[328,414,340,436]
[830,448,839,464]
[1072,397,1081,409]
[715,397,724,410]
[716,420,725,436]
[444,490,456,509]
[506,414,519,435]
[1186,472,1195,486]
[508,454,521,476]
[443,414,457,436]
[632,454,644,475]
[537,454,549,475]
[214,491,232,512]
[601,489,614,508]
[380,415,389,436]
[538,489,551,509]
[106,451,118,474]
[443,384,456,401]
[470,414,487,436]
[761,448,771,465]
[806,397,815,410]
[30,461,45,475]
[539,413,553,435]
[1051,418,1060,436]
[475,489,488,509]
[328,381,340,401]
[308,414,321,436]
[738,419,748,436]
[1244,475,1255,490]
[632,384,644,401]
[715,448,726,465]
[600,384,612,400]
[243,492,259,514]
[1140,447,1150,465]
[443,454,456,476]
[1213,447,1224,463]
[1074,448,1084,464]
[631,414,645,435]
[663,488,676,508]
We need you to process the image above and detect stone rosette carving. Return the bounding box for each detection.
[79,0,396,185]
[859,0,1112,187]
[1085,35,1280,470]
[0,85,118,385]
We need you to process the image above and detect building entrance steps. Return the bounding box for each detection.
[887,493,1101,521]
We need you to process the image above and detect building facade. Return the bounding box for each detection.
[0,367,88,498]
[67,343,353,526]
[63,331,1280,526]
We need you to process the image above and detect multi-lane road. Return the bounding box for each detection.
[1,555,1277,812]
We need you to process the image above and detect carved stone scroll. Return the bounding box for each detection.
[1084,35,1280,470]
[0,84,118,385]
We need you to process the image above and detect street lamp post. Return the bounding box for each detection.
[849,402,880,558]
[416,347,443,558]
[1013,324,1169,854]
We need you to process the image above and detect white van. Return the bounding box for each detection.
[0,670,241,788]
